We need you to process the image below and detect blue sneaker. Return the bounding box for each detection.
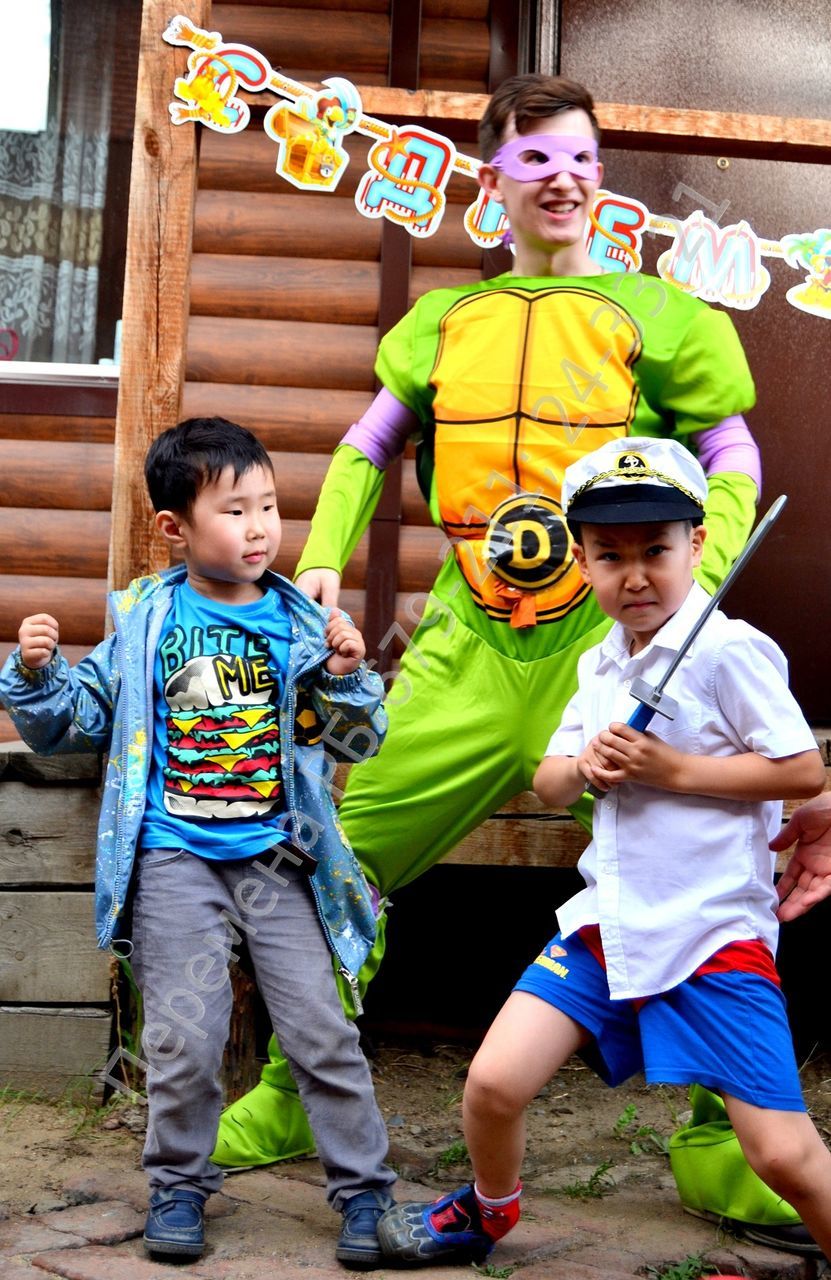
[336,1188,395,1269]
[143,1188,206,1258]
[377,1184,494,1266]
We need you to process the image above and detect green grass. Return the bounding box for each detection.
[555,1156,616,1199]
[431,1139,469,1171]
[613,1102,670,1156]
[473,1264,517,1278]
[644,1254,712,1280]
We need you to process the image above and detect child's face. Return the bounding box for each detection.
[572,520,705,654]
[478,108,603,262]
[169,463,281,603]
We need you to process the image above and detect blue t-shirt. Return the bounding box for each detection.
[140,581,292,859]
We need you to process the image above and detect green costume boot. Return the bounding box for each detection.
[212,912,388,1168]
[669,1085,820,1255]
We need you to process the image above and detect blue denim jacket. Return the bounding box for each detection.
[0,566,386,980]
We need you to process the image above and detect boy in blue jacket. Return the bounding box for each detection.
[0,417,395,1268]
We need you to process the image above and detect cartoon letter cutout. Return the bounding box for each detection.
[168,41,271,133]
[586,191,648,273]
[464,188,510,250]
[658,212,770,310]
[355,126,456,238]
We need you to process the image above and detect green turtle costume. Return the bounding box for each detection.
[214,272,796,1234]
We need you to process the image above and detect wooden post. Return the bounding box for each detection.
[108,0,208,591]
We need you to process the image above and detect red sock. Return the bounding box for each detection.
[474,1182,522,1241]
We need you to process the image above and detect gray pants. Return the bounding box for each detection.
[131,845,394,1207]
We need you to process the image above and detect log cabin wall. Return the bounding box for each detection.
[181,0,520,670]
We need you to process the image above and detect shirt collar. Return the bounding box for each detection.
[599,580,712,667]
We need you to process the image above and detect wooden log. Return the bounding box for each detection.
[0,414,115,444]
[223,0,489,16]
[345,87,831,164]
[0,1007,112,1100]
[410,264,481,303]
[186,315,378,390]
[0,783,99,885]
[0,510,110,578]
[0,891,110,1001]
[191,254,382,324]
[194,189,383,260]
[109,0,209,592]
[0,743,100,784]
[199,129,373,197]
[181,382,373,452]
[0,577,106,646]
[0,442,113,511]
[192,190,482,267]
[211,5,390,77]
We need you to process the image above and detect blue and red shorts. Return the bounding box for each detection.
[513,930,805,1112]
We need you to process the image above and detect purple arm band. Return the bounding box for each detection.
[692,415,762,491]
[341,386,420,470]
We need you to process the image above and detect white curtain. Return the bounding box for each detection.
[0,0,115,362]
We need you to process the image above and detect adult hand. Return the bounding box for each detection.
[295,568,341,608]
[18,613,60,669]
[772,791,831,922]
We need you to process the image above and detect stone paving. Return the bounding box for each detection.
[0,1152,825,1280]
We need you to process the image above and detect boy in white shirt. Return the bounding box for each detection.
[377,436,831,1268]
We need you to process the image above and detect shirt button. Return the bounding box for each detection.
[623,679,631,690]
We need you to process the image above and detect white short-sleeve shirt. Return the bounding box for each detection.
[551,582,817,1000]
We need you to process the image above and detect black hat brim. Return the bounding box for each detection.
[566,482,704,526]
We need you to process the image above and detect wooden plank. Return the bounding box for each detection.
[193,188,476,266]
[109,0,209,593]
[443,813,590,868]
[0,442,113,511]
[0,782,99,885]
[347,87,831,162]
[0,577,106,646]
[0,510,109,577]
[193,189,383,259]
[191,254,381,323]
[0,892,110,1001]
[597,102,831,163]
[0,414,115,444]
[211,4,390,77]
[186,315,378,390]
[0,1007,112,1100]
[0,743,100,784]
[181,382,374,453]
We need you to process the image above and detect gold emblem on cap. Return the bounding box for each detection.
[616,452,648,472]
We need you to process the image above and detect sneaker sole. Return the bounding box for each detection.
[143,1235,205,1258]
[682,1206,822,1256]
[335,1245,384,1270]
[377,1210,491,1266]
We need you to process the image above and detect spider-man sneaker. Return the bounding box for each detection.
[377,1183,494,1266]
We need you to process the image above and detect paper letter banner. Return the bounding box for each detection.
[163,16,830,321]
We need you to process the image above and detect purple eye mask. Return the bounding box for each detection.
[489,134,599,182]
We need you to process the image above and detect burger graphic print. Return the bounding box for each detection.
[162,649,282,821]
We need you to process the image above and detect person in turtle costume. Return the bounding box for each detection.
[214,72,815,1256]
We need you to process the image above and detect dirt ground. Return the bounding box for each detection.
[3,1039,831,1221]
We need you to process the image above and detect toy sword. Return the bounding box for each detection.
[584,493,787,800]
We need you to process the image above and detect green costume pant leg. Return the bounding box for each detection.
[213,602,604,1166]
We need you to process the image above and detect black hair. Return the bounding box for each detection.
[144,417,273,514]
[569,515,703,545]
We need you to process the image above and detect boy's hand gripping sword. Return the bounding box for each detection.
[583,494,787,800]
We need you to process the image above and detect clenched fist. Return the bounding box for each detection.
[18,613,59,670]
